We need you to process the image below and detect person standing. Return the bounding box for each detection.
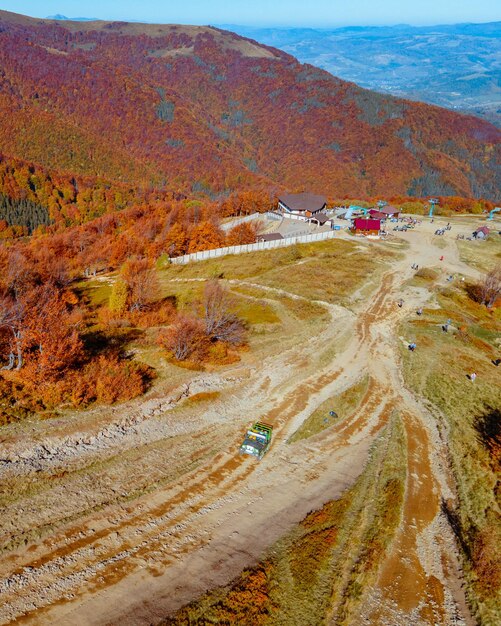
[470,372,477,382]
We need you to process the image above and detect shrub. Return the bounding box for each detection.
[71,353,154,406]
[109,278,128,314]
[202,280,247,345]
[158,314,208,362]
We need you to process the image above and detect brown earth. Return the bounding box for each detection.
[0,216,494,625]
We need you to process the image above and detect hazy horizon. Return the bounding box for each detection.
[1,0,500,28]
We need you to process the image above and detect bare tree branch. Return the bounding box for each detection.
[480,264,501,308]
[202,280,246,345]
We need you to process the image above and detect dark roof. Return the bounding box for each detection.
[368,210,387,219]
[257,232,283,242]
[379,206,399,215]
[354,218,381,230]
[475,226,490,235]
[311,212,331,224]
[279,193,327,213]
[241,437,267,453]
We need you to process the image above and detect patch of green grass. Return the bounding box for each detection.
[75,276,115,307]
[157,280,280,326]
[157,280,203,309]
[233,298,281,325]
[289,375,369,443]
[231,284,328,322]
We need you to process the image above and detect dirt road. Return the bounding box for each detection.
[0,218,484,624]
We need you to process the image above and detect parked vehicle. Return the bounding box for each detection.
[239,422,273,459]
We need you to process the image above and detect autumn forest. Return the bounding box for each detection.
[0,9,500,418]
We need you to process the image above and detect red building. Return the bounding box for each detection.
[352,218,381,236]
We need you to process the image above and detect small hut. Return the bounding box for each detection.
[473,226,490,240]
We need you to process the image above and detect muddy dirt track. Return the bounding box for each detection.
[0,221,484,625]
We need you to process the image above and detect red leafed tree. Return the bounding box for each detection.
[0,291,25,370]
[23,284,83,381]
[164,223,189,257]
[0,282,83,379]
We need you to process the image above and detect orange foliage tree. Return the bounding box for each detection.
[226,222,258,245]
[188,222,225,253]
[120,257,159,311]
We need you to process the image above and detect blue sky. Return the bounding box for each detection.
[2,0,500,27]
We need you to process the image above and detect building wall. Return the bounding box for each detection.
[354,228,379,236]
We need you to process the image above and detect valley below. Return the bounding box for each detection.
[230,22,501,128]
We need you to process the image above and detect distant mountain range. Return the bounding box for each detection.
[46,15,98,21]
[0,10,499,202]
[225,23,501,127]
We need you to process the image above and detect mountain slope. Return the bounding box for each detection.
[0,10,499,200]
[227,23,501,128]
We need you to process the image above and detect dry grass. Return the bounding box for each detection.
[405,266,440,289]
[458,235,501,273]
[400,284,501,624]
[258,252,388,304]
[288,375,369,443]
[163,239,395,286]
[185,391,221,404]
[415,267,440,281]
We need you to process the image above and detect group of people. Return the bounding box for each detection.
[399,301,485,381]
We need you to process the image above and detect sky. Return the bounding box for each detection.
[1,0,500,27]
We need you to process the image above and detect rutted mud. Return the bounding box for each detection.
[0,229,479,625]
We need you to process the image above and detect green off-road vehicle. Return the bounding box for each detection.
[239,422,273,460]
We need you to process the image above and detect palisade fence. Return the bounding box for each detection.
[170,229,336,265]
